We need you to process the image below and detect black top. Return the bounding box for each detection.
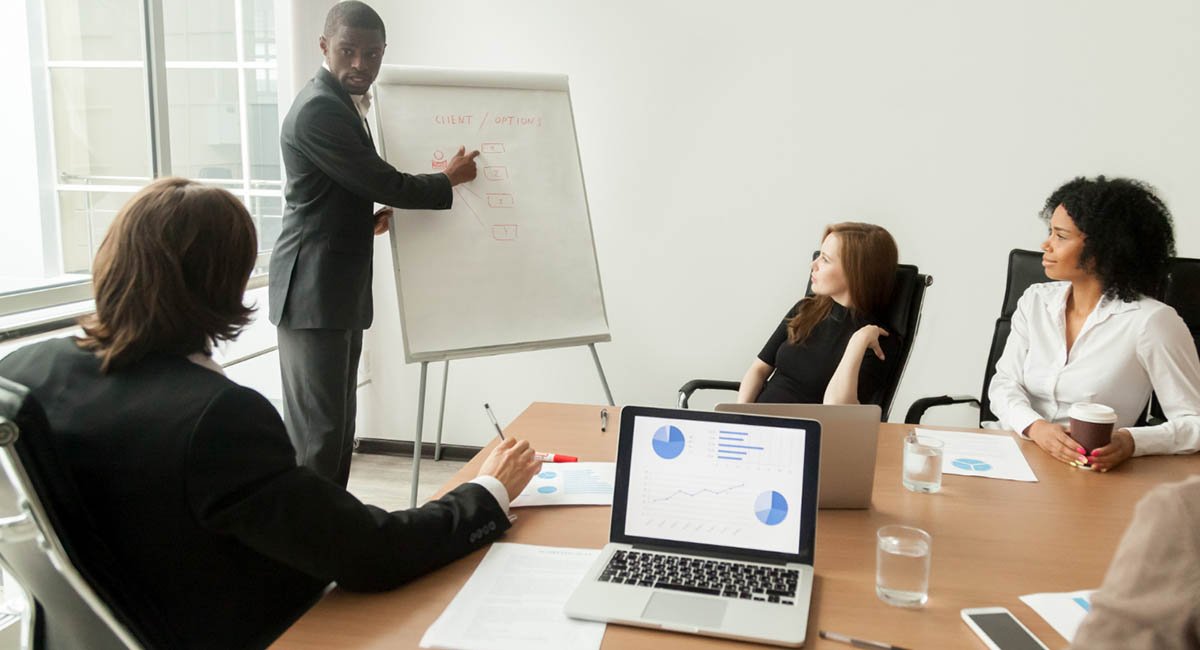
[755,300,899,405]
[0,338,509,649]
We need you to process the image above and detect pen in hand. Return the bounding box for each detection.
[484,403,505,440]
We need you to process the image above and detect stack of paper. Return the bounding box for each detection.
[420,543,606,650]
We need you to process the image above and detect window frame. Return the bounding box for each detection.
[1,0,279,321]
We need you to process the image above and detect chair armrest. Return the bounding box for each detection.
[904,395,980,425]
[677,379,742,408]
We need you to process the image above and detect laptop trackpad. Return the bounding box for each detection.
[643,592,727,628]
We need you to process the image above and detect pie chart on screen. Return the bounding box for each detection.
[652,425,686,459]
[755,490,788,526]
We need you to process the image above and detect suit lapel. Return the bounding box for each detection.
[315,67,357,114]
[314,67,374,147]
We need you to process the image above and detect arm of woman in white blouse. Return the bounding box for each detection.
[737,359,774,403]
[823,325,887,405]
[988,289,1083,466]
[1110,306,1200,459]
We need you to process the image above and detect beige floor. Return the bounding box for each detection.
[345,452,468,511]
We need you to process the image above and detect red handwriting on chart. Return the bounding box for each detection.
[491,115,543,127]
[433,114,473,126]
[431,150,447,170]
[487,193,515,208]
[484,166,509,181]
[481,143,505,154]
[492,224,518,241]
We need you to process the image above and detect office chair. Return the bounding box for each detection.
[0,377,144,650]
[903,250,1046,425]
[677,258,933,421]
[904,251,1199,426]
[1149,256,1200,421]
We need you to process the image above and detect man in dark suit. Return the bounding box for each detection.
[0,177,539,649]
[269,1,480,485]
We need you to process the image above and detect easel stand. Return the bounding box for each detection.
[407,342,614,507]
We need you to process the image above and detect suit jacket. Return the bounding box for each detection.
[0,338,510,649]
[269,67,452,330]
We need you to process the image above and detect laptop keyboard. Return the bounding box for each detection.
[597,549,800,604]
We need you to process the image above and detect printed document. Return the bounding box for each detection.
[512,462,615,507]
[915,428,1038,482]
[1020,589,1095,642]
[420,543,606,650]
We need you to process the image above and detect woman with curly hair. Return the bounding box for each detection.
[989,176,1200,471]
[737,222,899,405]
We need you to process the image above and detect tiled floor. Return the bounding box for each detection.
[345,452,468,511]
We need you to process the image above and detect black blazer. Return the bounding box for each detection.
[0,338,509,649]
[269,67,453,330]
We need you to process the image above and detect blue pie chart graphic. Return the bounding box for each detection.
[538,471,557,479]
[952,458,992,472]
[754,491,788,526]
[537,486,558,494]
[652,425,686,460]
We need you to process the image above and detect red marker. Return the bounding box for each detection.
[534,453,578,463]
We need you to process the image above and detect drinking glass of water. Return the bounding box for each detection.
[902,434,944,493]
[876,525,931,607]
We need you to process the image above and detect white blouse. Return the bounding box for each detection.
[988,282,1200,456]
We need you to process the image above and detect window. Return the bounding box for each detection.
[1,0,280,319]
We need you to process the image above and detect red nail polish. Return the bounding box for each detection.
[1076,447,1085,454]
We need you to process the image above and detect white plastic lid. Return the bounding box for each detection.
[1068,402,1118,424]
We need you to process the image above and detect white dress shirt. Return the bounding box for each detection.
[988,281,1200,456]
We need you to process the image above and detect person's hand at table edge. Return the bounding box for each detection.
[1025,419,1089,467]
[1087,429,1135,472]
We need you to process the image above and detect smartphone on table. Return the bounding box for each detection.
[961,607,1050,650]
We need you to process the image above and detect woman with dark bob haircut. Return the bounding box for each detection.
[989,176,1200,471]
[0,178,539,648]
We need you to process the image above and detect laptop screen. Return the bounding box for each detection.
[611,406,821,564]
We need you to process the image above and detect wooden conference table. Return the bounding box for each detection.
[274,402,1200,649]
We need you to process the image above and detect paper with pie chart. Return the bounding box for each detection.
[915,428,1039,482]
[623,415,809,554]
[512,462,615,507]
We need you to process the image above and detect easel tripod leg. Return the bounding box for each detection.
[589,343,615,406]
[435,360,449,461]
[410,361,428,508]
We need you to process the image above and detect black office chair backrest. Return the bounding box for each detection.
[0,377,148,649]
[803,254,933,419]
[1162,256,1200,353]
[1150,256,1200,421]
[977,250,1050,423]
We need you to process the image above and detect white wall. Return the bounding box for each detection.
[286,1,1200,446]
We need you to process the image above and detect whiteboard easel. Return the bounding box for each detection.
[373,66,613,506]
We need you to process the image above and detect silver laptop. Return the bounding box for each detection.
[565,406,821,647]
[716,403,880,509]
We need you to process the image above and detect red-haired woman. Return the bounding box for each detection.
[738,222,900,405]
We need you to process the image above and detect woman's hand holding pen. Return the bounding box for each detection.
[478,437,542,501]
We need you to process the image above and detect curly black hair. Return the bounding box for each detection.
[1040,176,1176,302]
